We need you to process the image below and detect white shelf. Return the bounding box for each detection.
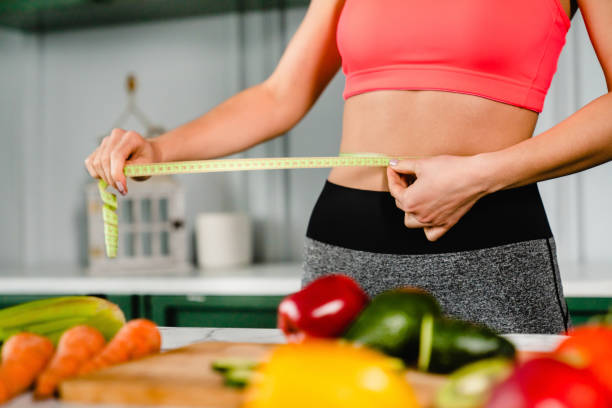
[0,263,303,296]
[0,261,610,297]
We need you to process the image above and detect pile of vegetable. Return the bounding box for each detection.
[436,322,612,408]
[276,275,516,374]
[0,296,161,404]
[0,296,125,344]
[219,275,612,408]
[483,323,612,408]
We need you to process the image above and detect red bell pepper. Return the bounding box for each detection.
[277,274,369,342]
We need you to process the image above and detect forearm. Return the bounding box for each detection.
[150,81,296,163]
[480,91,612,192]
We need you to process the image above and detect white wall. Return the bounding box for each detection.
[0,28,31,268]
[37,15,244,267]
[0,9,610,272]
[0,9,342,269]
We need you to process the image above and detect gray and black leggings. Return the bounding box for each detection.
[302,181,570,334]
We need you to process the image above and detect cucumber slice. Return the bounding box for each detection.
[211,357,259,373]
[417,313,434,371]
[435,358,514,408]
[224,368,254,388]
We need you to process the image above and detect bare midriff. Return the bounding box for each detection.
[327,89,540,191]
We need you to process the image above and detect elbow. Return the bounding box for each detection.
[261,77,312,134]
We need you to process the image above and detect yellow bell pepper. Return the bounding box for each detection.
[242,340,420,408]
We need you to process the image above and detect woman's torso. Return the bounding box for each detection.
[328,0,571,192]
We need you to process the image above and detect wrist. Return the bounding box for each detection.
[471,151,509,194]
[149,137,166,163]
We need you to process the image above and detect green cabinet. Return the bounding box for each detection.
[141,295,611,329]
[0,294,609,330]
[0,294,283,328]
[0,0,309,32]
[566,297,612,325]
[141,296,611,329]
[0,295,55,309]
[145,295,284,329]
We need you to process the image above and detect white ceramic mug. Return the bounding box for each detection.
[196,212,252,269]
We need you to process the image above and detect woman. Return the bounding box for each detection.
[85,0,612,334]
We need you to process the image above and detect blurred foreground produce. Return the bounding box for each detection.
[554,325,612,393]
[435,358,514,408]
[342,287,514,374]
[0,312,161,405]
[242,340,420,408]
[344,287,442,363]
[0,333,54,403]
[418,315,515,374]
[35,325,106,399]
[212,358,259,388]
[277,275,369,342]
[587,307,612,325]
[485,358,611,408]
[79,318,161,375]
[0,297,125,345]
[273,277,610,406]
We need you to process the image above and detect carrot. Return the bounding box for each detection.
[0,333,54,403]
[34,325,106,399]
[78,319,160,375]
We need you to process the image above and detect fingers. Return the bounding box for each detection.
[389,158,418,175]
[387,166,418,198]
[94,137,111,185]
[84,128,152,194]
[404,212,434,229]
[99,128,126,188]
[84,128,133,194]
[92,140,107,183]
[424,226,448,242]
[387,167,408,199]
[84,149,99,179]
[405,215,449,241]
[110,131,144,195]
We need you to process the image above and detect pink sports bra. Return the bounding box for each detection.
[336,0,571,112]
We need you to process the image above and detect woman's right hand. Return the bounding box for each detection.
[84,128,160,195]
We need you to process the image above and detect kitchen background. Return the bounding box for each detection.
[0,2,610,283]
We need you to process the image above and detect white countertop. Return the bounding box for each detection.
[0,263,303,296]
[156,327,567,354]
[0,261,610,297]
[3,327,566,408]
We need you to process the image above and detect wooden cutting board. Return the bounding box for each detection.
[60,342,447,408]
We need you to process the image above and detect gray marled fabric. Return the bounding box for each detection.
[302,237,569,334]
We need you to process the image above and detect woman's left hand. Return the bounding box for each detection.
[387,154,492,242]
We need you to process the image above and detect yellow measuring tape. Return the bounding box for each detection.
[98,154,397,258]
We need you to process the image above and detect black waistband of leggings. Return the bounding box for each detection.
[306,181,553,255]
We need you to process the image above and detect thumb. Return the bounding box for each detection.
[389,158,418,175]
[125,155,153,183]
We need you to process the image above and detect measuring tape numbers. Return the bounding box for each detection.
[99,154,398,258]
